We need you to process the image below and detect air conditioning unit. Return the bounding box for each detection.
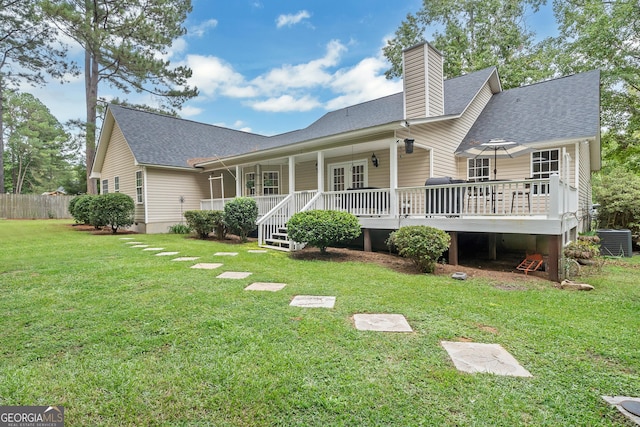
[597,229,632,257]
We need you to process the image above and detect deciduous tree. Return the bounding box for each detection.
[383,0,556,89]
[3,91,69,194]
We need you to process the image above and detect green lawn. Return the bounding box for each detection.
[1,220,638,426]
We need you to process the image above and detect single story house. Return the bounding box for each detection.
[91,42,601,281]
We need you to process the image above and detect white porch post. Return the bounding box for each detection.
[235,165,242,198]
[549,173,560,218]
[317,151,325,209]
[389,139,398,217]
[288,156,295,195]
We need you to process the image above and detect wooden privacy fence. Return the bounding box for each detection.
[0,194,74,219]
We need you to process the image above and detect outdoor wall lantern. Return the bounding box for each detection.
[371,153,379,167]
[404,138,414,154]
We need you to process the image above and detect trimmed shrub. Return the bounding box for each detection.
[387,226,450,273]
[184,210,222,239]
[68,195,81,222]
[90,193,135,233]
[287,210,361,253]
[70,194,96,225]
[224,198,258,242]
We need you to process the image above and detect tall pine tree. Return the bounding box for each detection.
[43,0,198,193]
[0,0,70,193]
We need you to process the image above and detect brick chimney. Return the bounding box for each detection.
[402,42,444,119]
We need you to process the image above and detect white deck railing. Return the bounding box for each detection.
[256,191,318,247]
[397,179,556,217]
[200,194,287,216]
[202,176,576,222]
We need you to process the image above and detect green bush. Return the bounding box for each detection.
[593,167,640,233]
[387,226,450,273]
[68,195,81,222]
[184,210,222,239]
[287,210,361,253]
[90,193,135,234]
[168,223,191,234]
[224,198,258,242]
[69,194,96,225]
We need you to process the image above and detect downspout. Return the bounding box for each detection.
[143,166,149,224]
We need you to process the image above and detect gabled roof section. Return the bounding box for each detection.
[263,67,500,148]
[457,70,601,152]
[444,66,500,115]
[106,105,271,168]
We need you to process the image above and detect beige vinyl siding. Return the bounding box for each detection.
[145,168,210,223]
[403,46,426,119]
[295,161,318,191]
[205,170,236,199]
[427,44,444,116]
[399,83,494,180]
[397,147,430,187]
[100,122,145,222]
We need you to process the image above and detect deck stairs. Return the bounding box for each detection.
[263,227,304,251]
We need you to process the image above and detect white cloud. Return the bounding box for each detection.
[182,54,247,98]
[325,56,402,110]
[276,10,311,28]
[180,105,204,117]
[248,95,321,112]
[250,40,346,95]
[189,19,218,37]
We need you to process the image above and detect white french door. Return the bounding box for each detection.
[329,160,367,191]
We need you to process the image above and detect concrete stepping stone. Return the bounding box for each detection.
[130,245,149,248]
[214,252,238,256]
[245,282,287,292]
[248,250,268,253]
[290,295,336,308]
[602,396,640,425]
[190,263,223,270]
[441,341,532,377]
[156,252,179,256]
[353,313,412,332]
[143,247,164,251]
[125,241,143,245]
[216,271,252,279]
[119,237,135,240]
[172,257,200,261]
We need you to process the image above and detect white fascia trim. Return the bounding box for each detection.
[529,136,595,150]
[402,114,460,126]
[135,163,202,173]
[195,122,400,169]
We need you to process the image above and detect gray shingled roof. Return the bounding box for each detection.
[445,66,497,115]
[457,70,601,152]
[104,66,507,168]
[108,105,273,168]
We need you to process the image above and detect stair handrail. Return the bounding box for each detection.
[257,193,294,246]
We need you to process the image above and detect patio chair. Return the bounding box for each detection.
[516,253,543,275]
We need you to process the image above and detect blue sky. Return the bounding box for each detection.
[26,0,558,137]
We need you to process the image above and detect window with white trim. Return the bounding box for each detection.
[101,179,109,194]
[467,158,490,182]
[262,171,279,195]
[135,171,143,203]
[114,176,120,192]
[245,172,256,196]
[531,149,560,194]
